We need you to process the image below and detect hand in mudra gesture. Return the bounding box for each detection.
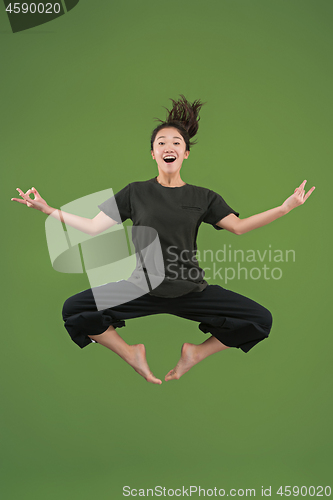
[11,187,49,213]
[281,180,315,213]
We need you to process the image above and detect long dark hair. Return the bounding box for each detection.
[150,95,206,151]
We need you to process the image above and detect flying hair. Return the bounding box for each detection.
[150,95,206,151]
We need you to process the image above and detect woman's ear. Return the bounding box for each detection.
[151,150,155,160]
[185,150,190,159]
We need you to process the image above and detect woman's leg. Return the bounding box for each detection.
[62,280,167,383]
[88,326,162,384]
[165,335,230,381]
[164,284,273,380]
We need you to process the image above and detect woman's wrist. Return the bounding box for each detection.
[41,204,53,216]
[279,203,291,216]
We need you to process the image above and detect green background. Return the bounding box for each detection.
[1,1,332,498]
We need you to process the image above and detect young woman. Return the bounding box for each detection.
[11,95,315,385]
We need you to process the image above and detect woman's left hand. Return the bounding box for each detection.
[281,180,315,214]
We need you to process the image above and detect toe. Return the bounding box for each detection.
[147,373,162,385]
[165,370,178,381]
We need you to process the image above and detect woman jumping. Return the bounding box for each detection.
[11,95,315,384]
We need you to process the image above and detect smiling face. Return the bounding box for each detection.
[151,127,190,176]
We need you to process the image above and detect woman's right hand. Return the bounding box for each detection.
[11,187,50,213]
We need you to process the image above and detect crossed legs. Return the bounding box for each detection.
[88,326,230,384]
[64,283,271,383]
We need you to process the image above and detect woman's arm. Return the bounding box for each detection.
[11,187,117,236]
[216,180,315,235]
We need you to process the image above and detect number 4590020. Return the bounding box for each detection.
[5,3,61,14]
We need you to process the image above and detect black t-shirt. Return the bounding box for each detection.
[98,177,239,298]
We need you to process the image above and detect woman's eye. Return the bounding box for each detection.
[157,141,180,146]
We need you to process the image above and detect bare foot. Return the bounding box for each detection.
[127,344,162,385]
[165,343,200,381]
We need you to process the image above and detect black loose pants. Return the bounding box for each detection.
[62,281,272,353]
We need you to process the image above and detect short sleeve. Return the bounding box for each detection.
[97,184,132,223]
[203,190,239,230]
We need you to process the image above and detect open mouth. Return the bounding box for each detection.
[163,156,176,163]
